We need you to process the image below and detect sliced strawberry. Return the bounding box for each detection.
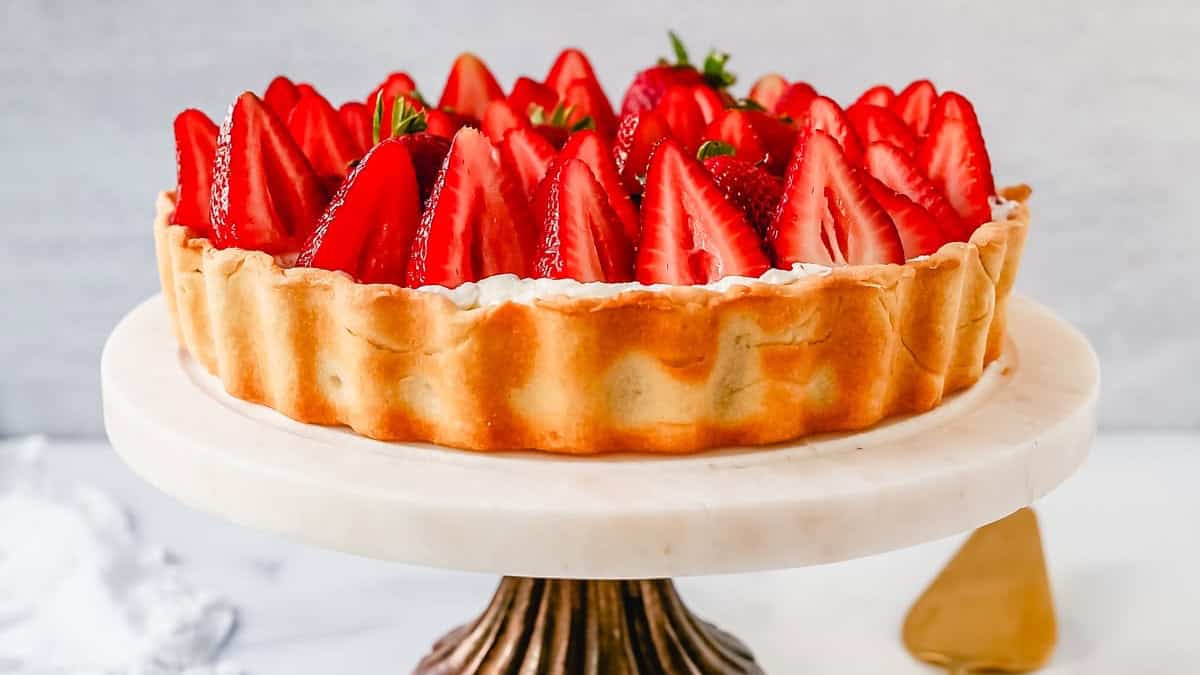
[263,76,301,120]
[613,110,673,194]
[406,127,536,287]
[702,109,768,165]
[655,84,706,155]
[536,159,635,282]
[864,176,949,258]
[210,92,327,253]
[690,85,726,124]
[773,82,818,119]
[620,32,733,115]
[929,92,995,195]
[508,76,559,117]
[745,111,798,175]
[863,141,967,240]
[366,71,420,130]
[796,96,864,165]
[916,115,993,229]
[546,49,597,94]
[424,108,468,139]
[893,79,937,137]
[367,71,417,103]
[396,132,451,207]
[748,74,788,112]
[637,139,769,284]
[702,153,783,237]
[298,138,421,285]
[437,53,504,122]
[287,90,361,187]
[500,126,556,203]
[482,99,529,144]
[846,103,919,156]
[768,129,903,266]
[338,102,373,154]
[853,84,895,109]
[550,130,640,243]
[559,76,618,138]
[171,109,219,234]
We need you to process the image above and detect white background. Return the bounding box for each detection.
[2,0,1198,435]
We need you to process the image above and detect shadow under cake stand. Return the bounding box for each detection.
[101,295,1098,674]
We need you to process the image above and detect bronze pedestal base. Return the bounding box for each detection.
[414,577,763,674]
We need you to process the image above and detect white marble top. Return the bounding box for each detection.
[101,295,1098,578]
[35,433,1200,673]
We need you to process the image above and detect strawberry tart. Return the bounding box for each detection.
[156,34,1029,454]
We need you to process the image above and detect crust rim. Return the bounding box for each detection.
[154,187,1030,454]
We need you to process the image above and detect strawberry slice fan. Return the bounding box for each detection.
[148,33,1045,675]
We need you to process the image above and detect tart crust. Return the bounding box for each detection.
[154,187,1030,454]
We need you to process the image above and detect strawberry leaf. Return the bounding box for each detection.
[696,140,736,160]
[732,98,767,112]
[372,91,385,145]
[702,50,736,89]
[667,30,690,65]
[390,96,428,136]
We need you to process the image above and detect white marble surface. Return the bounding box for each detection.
[33,432,1200,673]
[101,294,1097,578]
[2,0,1198,435]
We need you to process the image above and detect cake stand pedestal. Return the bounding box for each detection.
[101,295,1098,674]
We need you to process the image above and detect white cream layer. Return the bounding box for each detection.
[416,263,833,310]
[990,196,1020,221]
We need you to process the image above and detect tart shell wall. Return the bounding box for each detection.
[154,188,1029,454]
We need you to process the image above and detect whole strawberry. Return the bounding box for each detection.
[620,31,735,116]
[700,142,783,236]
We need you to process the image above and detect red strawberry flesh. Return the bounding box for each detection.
[637,140,770,284]
[554,130,640,243]
[613,110,673,194]
[864,176,949,258]
[437,53,504,121]
[263,76,300,120]
[748,74,788,112]
[894,79,937,137]
[406,127,536,288]
[768,129,903,266]
[287,90,361,184]
[210,91,328,253]
[537,159,635,282]
[338,102,373,154]
[702,109,768,165]
[864,141,967,240]
[298,138,421,285]
[854,84,895,109]
[500,126,556,203]
[847,103,919,156]
[797,95,864,165]
[172,109,219,234]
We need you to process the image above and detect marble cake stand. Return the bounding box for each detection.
[101,294,1098,674]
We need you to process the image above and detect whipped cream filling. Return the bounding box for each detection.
[416,263,833,309]
[989,196,1020,221]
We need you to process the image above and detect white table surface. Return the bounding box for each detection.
[41,433,1199,674]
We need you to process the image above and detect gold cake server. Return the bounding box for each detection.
[903,507,1057,673]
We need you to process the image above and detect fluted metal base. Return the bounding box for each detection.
[413,577,763,674]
